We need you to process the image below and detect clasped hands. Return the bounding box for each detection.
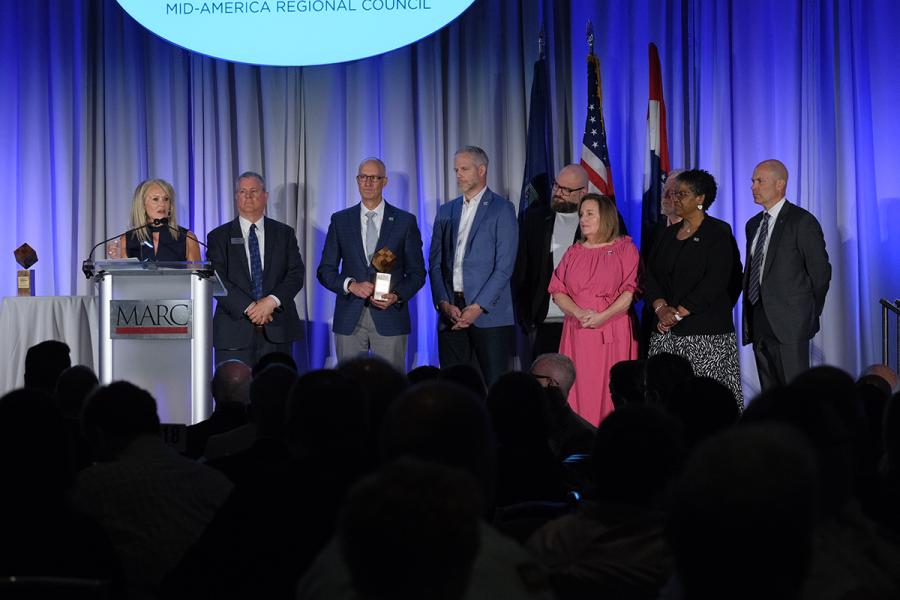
[655,303,688,333]
[574,308,606,329]
[348,280,398,310]
[439,300,483,330]
[246,296,278,326]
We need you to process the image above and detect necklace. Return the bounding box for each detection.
[681,216,704,235]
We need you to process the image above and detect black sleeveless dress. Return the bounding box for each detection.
[126,224,189,261]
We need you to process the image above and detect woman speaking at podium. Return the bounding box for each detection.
[107,178,202,262]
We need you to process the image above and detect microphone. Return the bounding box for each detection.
[143,218,215,281]
[155,217,210,252]
[81,220,168,279]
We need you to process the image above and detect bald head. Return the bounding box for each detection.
[751,159,789,210]
[757,159,788,183]
[212,360,252,406]
[560,164,588,187]
[551,164,588,213]
[862,364,899,393]
[530,353,576,397]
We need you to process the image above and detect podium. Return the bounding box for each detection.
[90,260,225,425]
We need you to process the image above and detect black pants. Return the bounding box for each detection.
[527,321,564,363]
[215,327,293,370]
[750,301,809,391]
[437,296,512,388]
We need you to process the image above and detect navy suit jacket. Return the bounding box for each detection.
[207,217,305,348]
[317,201,426,336]
[428,187,518,329]
[741,200,831,345]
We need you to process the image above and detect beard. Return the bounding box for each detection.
[551,197,579,213]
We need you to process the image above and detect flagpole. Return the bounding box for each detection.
[586,20,594,56]
[538,24,545,60]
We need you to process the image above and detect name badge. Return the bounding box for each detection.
[230,237,244,245]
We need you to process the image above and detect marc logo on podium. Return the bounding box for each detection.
[116,0,475,66]
[111,300,193,339]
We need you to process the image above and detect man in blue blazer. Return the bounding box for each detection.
[207,171,305,368]
[317,158,426,370]
[742,159,831,390]
[429,146,518,386]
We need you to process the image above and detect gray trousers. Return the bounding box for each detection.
[335,307,407,372]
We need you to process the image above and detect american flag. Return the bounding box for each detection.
[580,53,615,196]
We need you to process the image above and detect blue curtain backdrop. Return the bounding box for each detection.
[2,0,898,398]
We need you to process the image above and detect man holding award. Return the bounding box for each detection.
[316,157,426,370]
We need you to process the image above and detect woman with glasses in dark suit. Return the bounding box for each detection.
[645,169,744,409]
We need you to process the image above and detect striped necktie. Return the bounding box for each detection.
[248,223,263,300]
[747,212,770,305]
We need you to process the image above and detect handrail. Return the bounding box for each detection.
[880,298,900,372]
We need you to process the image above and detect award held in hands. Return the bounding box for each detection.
[371,247,397,302]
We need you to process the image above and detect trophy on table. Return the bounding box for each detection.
[371,247,397,301]
[14,243,38,296]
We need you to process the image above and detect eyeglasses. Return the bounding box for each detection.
[553,181,585,196]
[531,373,560,388]
[356,175,385,183]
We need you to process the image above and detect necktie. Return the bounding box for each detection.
[365,211,377,263]
[747,212,770,305]
[248,223,263,300]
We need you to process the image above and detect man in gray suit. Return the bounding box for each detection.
[742,159,831,390]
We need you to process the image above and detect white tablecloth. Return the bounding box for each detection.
[0,295,98,394]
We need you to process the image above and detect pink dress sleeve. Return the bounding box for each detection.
[618,239,641,295]
[548,246,573,296]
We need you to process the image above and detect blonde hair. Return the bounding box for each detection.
[580,193,620,243]
[129,179,180,242]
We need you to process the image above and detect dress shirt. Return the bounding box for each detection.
[239,216,281,307]
[452,186,487,292]
[749,197,786,288]
[545,211,580,322]
[343,199,386,294]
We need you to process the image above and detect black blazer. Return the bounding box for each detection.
[512,203,566,330]
[741,201,830,345]
[207,217,305,348]
[644,215,743,336]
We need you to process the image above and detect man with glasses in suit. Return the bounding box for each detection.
[317,157,426,370]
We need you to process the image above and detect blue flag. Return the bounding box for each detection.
[519,55,554,219]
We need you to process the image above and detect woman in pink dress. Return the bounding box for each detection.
[548,194,639,425]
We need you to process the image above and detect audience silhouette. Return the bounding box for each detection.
[6,339,899,600]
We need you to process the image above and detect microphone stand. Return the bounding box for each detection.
[82,219,166,279]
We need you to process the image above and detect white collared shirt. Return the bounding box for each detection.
[750,197,786,286]
[545,211,580,322]
[452,186,487,292]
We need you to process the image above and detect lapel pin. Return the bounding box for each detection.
[693,237,700,242]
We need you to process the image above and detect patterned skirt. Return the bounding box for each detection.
[648,331,744,410]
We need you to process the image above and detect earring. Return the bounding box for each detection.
[697,204,704,211]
